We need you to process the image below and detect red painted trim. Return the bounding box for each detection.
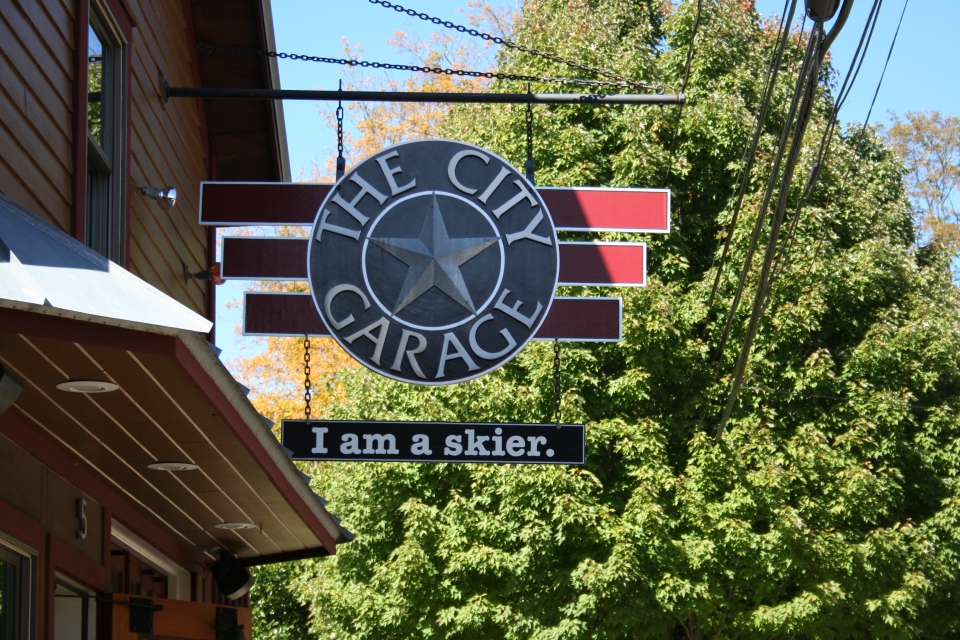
[122,29,134,269]
[244,293,327,336]
[221,237,647,286]
[539,188,670,232]
[0,497,45,552]
[198,183,671,232]
[220,237,307,280]
[558,243,646,286]
[0,308,176,357]
[237,546,330,567]
[48,534,111,592]
[0,413,196,572]
[241,292,622,341]
[170,338,338,554]
[70,0,90,243]
[536,298,621,341]
[46,534,110,640]
[199,183,331,226]
[101,507,112,572]
[1,310,336,557]
[102,0,135,34]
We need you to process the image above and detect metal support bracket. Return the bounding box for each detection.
[127,598,162,634]
[216,607,244,640]
[164,82,685,106]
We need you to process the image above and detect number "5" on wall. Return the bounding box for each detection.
[76,498,88,540]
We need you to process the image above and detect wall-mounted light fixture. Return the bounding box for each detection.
[210,550,255,600]
[184,262,225,286]
[137,185,177,210]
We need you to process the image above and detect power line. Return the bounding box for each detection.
[366,0,660,91]
[662,0,705,186]
[702,0,798,324]
[714,13,815,368]
[858,0,910,138]
[765,0,887,295]
[716,19,833,438]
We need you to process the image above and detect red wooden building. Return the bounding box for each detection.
[0,2,350,640]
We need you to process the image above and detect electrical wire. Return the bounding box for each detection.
[662,0,705,186]
[858,0,910,141]
[765,0,887,294]
[714,14,814,366]
[703,0,798,321]
[716,23,827,438]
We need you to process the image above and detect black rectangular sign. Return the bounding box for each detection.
[281,420,585,465]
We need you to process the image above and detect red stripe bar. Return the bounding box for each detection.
[201,183,669,233]
[558,242,645,286]
[243,293,622,342]
[538,188,669,232]
[534,297,622,341]
[221,237,308,280]
[201,183,332,226]
[222,237,646,286]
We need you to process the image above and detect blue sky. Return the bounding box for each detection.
[215,0,960,364]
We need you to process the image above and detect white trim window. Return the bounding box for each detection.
[0,539,34,640]
[85,0,128,263]
[53,580,95,640]
[111,521,191,601]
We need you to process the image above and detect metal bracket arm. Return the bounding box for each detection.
[164,82,685,106]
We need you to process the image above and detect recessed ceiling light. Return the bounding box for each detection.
[147,462,199,471]
[56,380,119,393]
[214,522,257,531]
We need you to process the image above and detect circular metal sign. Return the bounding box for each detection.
[308,139,559,385]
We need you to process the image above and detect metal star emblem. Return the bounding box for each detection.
[371,193,498,314]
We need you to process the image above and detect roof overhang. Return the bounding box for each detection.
[0,300,343,562]
[189,0,291,182]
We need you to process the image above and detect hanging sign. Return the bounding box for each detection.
[309,139,559,385]
[282,420,585,465]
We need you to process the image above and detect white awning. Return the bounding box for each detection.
[0,194,211,334]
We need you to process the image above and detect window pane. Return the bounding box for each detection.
[54,583,95,640]
[0,556,19,640]
[87,26,104,147]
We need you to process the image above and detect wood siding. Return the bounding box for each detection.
[0,0,209,315]
[125,0,208,314]
[0,0,75,232]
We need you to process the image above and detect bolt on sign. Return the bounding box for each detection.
[198,138,671,464]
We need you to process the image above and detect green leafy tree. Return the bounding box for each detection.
[249,563,318,640]
[886,110,960,250]
[249,1,960,637]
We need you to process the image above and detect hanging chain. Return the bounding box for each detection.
[196,43,649,90]
[335,80,346,181]
[552,338,561,424]
[303,335,312,424]
[525,84,535,185]
[367,0,660,91]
